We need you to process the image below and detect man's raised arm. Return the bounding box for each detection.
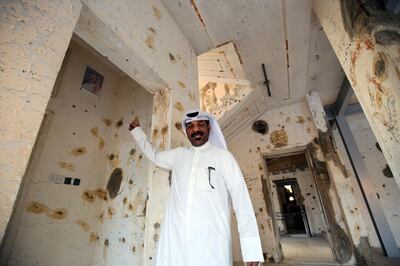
[129,117,175,170]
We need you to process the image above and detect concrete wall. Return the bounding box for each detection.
[1,40,153,266]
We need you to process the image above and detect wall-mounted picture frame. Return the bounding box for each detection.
[81,66,104,96]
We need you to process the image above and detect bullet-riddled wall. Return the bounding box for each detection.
[1,39,153,265]
[0,2,199,265]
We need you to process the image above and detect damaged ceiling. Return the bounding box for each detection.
[161,0,345,140]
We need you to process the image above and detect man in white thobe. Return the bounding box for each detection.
[129,110,263,266]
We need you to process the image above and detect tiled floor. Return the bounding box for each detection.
[280,235,337,264]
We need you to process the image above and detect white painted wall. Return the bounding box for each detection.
[2,40,153,266]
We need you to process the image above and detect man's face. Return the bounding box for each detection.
[185,120,210,147]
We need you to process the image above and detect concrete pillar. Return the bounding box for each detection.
[313,0,400,186]
[0,0,82,242]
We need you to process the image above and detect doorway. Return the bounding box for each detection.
[275,179,310,236]
[265,151,337,264]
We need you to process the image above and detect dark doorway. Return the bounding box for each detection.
[275,179,309,235]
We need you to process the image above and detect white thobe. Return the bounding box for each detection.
[131,128,263,265]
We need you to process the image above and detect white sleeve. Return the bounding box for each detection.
[225,153,264,263]
[130,127,176,170]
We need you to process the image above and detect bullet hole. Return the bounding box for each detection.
[130,148,136,156]
[174,101,184,112]
[312,196,316,200]
[152,5,162,20]
[90,232,100,242]
[71,146,87,156]
[95,188,107,200]
[72,105,76,108]
[376,193,380,199]
[99,212,104,222]
[178,81,186,89]
[58,161,75,171]
[49,208,68,219]
[296,116,305,124]
[259,208,263,212]
[123,197,128,204]
[85,109,88,113]
[115,119,123,128]
[109,154,115,160]
[148,27,156,34]
[129,179,134,185]
[153,234,159,241]
[315,54,320,60]
[98,137,105,150]
[103,118,113,126]
[104,239,110,246]
[132,246,136,253]
[285,117,291,122]
[383,164,393,178]
[91,127,99,137]
[161,125,168,135]
[154,222,160,229]
[72,132,76,135]
[122,237,126,243]
[82,190,95,203]
[26,201,49,214]
[168,53,176,63]
[175,122,182,132]
[128,203,134,211]
[375,142,382,152]
[76,219,90,232]
[108,207,116,217]
[149,257,152,260]
[107,168,123,199]
[382,184,386,188]
[145,35,155,49]
[252,120,268,135]
[125,59,129,62]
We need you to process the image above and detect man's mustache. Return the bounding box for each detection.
[191,131,204,138]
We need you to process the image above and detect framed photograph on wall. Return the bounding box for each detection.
[81,66,104,96]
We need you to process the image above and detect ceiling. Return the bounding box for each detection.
[160,0,345,140]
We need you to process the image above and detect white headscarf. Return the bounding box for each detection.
[182,109,227,150]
